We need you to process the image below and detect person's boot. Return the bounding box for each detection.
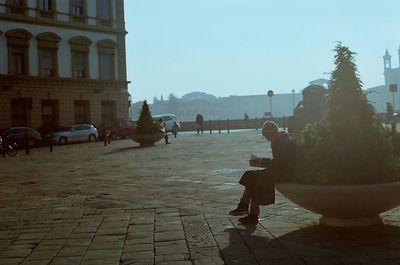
[239,214,258,224]
[229,203,249,216]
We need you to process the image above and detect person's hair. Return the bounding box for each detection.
[262,121,278,137]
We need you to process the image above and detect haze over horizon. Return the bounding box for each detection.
[125,0,400,103]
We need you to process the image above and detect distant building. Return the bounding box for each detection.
[0,0,130,130]
[365,85,386,113]
[365,47,400,113]
[308,78,329,87]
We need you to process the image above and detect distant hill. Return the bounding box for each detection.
[130,91,302,121]
[181,92,218,102]
[130,85,387,122]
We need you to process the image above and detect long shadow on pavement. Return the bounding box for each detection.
[221,224,400,265]
[102,145,157,155]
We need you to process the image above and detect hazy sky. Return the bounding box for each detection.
[125,0,400,103]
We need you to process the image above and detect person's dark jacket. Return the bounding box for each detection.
[196,114,204,124]
[258,131,295,177]
[239,130,296,205]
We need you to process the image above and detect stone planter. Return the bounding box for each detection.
[131,132,165,147]
[275,182,400,227]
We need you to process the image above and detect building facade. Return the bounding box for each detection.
[380,48,400,111]
[0,0,129,131]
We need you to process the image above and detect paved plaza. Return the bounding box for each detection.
[1,130,400,265]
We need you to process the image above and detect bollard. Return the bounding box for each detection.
[103,128,107,146]
[283,116,287,131]
[1,136,4,157]
[218,119,221,134]
[25,129,30,155]
[227,119,230,133]
[49,130,53,152]
[209,120,212,134]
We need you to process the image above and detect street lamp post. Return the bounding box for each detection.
[267,90,274,117]
[291,89,295,114]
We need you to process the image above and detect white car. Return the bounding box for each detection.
[152,114,181,136]
[53,124,98,145]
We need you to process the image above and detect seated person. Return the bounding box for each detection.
[229,121,295,224]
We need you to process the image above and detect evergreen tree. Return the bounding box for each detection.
[294,43,399,185]
[327,43,375,133]
[136,101,159,134]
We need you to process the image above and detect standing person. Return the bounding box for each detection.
[195,114,204,134]
[172,122,179,138]
[229,121,295,224]
[155,118,170,144]
[386,102,394,124]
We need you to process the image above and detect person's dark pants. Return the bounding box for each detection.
[238,169,290,216]
[239,188,260,216]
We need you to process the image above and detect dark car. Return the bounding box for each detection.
[109,119,135,139]
[3,127,42,147]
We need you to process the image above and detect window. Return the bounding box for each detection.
[11,98,32,127]
[73,5,82,15]
[40,0,51,10]
[6,0,26,15]
[70,36,92,79]
[39,0,55,18]
[6,29,32,75]
[99,49,114,80]
[72,51,87,78]
[42,100,59,129]
[97,40,116,80]
[97,0,111,25]
[71,0,86,23]
[74,100,90,123]
[37,32,61,77]
[10,47,24,75]
[101,101,116,127]
[39,49,54,76]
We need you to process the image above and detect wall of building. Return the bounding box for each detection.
[0,22,118,79]
[0,0,129,130]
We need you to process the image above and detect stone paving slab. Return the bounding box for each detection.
[1,130,400,264]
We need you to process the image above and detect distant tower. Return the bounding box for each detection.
[384,49,392,72]
[398,45,400,67]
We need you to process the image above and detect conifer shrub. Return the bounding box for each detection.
[293,44,400,185]
[135,101,161,134]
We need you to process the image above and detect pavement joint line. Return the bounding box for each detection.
[179,208,194,265]
[152,208,156,265]
[203,212,225,265]
[77,216,104,265]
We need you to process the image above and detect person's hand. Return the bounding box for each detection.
[249,158,263,167]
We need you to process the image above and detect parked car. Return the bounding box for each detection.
[110,119,135,139]
[52,124,98,145]
[152,114,180,136]
[2,127,42,147]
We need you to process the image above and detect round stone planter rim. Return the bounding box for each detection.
[275,181,400,227]
[276,181,400,190]
[131,132,165,145]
